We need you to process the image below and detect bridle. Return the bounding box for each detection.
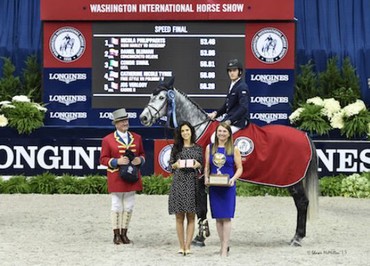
[143,88,211,130]
[143,91,168,125]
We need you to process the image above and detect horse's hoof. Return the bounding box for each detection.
[191,240,206,247]
[191,235,206,247]
[202,220,210,238]
[290,238,302,247]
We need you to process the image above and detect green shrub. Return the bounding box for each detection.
[319,175,345,196]
[57,174,83,194]
[2,176,30,194]
[340,108,370,139]
[0,57,22,101]
[294,56,355,104]
[0,55,41,102]
[29,172,58,194]
[21,54,42,102]
[341,173,370,198]
[318,56,343,98]
[0,177,4,193]
[141,174,172,195]
[1,173,369,198]
[79,175,107,194]
[293,60,319,110]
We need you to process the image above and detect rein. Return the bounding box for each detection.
[144,88,211,131]
[192,118,211,130]
[144,99,167,125]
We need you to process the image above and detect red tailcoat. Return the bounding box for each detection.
[100,131,145,192]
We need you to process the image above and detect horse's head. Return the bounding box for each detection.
[139,77,175,127]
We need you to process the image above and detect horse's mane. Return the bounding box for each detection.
[174,88,208,115]
[152,85,168,95]
[152,85,208,116]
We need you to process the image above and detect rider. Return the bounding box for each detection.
[208,59,250,141]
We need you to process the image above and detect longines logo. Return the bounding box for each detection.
[49,73,87,84]
[49,27,86,62]
[99,112,137,120]
[250,113,288,123]
[49,95,87,106]
[252,27,288,64]
[251,97,289,107]
[250,74,289,85]
[50,112,87,122]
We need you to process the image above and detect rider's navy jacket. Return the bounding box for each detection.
[216,78,250,128]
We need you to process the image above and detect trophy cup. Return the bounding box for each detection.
[209,152,230,186]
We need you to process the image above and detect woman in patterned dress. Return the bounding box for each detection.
[204,122,243,257]
[169,121,203,255]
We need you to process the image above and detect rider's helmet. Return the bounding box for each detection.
[226,59,243,77]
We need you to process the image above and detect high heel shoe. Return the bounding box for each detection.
[184,249,192,256]
[220,247,230,257]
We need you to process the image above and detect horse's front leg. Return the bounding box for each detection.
[288,181,309,246]
[192,176,210,247]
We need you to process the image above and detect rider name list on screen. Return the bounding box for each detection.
[92,22,245,109]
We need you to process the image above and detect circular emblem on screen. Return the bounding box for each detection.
[159,144,173,173]
[251,27,288,64]
[49,27,85,62]
[234,137,254,157]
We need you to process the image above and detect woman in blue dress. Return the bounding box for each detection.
[204,122,243,257]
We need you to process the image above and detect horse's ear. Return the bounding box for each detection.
[167,76,175,89]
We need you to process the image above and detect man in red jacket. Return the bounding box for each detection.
[100,108,145,245]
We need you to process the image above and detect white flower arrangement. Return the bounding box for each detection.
[322,98,341,118]
[290,97,370,139]
[306,96,324,106]
[342,99,366,117]
[0,95,47,134]
[330,110,345,129]
[12,95,31,103]
[0,114,8,127]
[288,107,303,123]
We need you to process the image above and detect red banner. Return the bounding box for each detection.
[41,0,294,21]
[154,139,174,177]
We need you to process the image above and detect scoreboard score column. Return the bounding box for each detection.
[92,22,245,109]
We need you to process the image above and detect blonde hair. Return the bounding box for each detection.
[212,122,234,155]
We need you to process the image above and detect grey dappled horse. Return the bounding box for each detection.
[140,78,319,246]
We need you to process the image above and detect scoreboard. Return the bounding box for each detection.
[41,0,296,127]
[92,22,245,109]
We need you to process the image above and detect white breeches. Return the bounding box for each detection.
[111,192,136,212]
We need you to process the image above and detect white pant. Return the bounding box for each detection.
[111,192,135,212]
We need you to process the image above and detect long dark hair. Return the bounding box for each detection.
[171,121,196,159]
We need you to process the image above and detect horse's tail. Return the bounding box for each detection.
[304,137,319,220]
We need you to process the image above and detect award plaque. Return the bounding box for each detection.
[209,152,230,186]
